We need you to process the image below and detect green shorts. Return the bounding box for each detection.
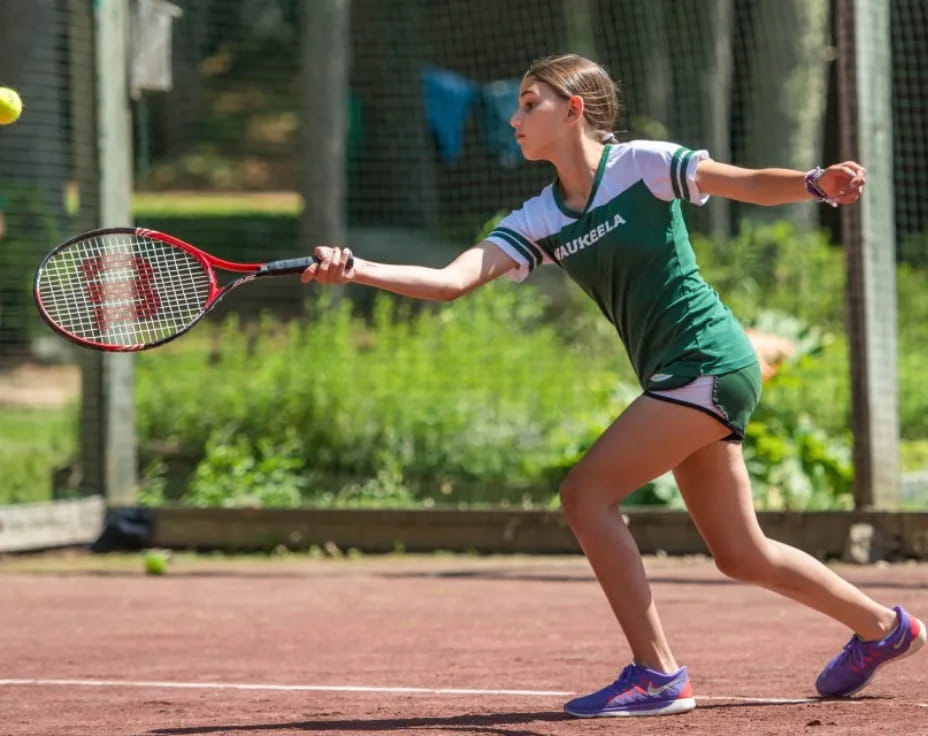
[644,362,763,442]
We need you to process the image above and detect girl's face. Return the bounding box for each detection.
[510,77,578,161]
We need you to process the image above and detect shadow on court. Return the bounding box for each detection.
[149,710,571,736]
[9,563,928,591]
[379,568,928,591]
[148,696,883,736]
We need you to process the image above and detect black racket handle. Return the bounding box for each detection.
[258,254,355,276]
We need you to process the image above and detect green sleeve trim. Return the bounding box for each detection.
[492,227,542,268]
[670,147,694,201]
[678,151,694,201]
[669,148,684,199]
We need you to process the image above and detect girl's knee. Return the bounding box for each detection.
[558,470,637,530]
[713,542,773,582]
[558,469,615,520]
[558,470,588,520]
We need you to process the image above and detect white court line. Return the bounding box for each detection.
[1,679,926,709]
[0,679,571,697]
[697,696,819,705]
[698,695,928,708]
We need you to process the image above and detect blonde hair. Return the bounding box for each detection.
[523,54,620,142]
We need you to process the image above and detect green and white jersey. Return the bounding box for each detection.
[486,140,757,389]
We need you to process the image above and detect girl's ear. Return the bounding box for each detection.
[567,94,585,121]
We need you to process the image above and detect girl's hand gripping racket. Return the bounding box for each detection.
[33,227,351,352]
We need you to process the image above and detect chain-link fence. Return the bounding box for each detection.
[1,0,925,511]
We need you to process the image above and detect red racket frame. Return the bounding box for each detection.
[34,227,332,352]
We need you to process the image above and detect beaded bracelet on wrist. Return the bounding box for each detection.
[804,167,838,208]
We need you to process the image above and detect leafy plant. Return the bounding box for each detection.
[130,217,881,510]
[693,219,847,332]
[0,406,77,504]
[135,284,624,508]
[184,432,306,508]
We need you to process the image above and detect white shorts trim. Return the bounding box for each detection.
[647,376,725,420]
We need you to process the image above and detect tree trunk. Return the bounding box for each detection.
[667,0,734,241]
[613,0,673,140]
[701,0,734,241]
[282,0,351,312]
[350,0,436,228]
[67,0,99,235]
[562,0,597,59]
[300,0,350,247]
[740,0,830,227]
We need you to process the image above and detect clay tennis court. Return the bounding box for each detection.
[1,552,925,735]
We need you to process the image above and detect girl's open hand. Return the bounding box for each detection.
[819,162,866,205]
[301,246,355,284]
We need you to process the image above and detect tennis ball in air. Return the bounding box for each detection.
[143,550,168,575]
[0,87,23,125]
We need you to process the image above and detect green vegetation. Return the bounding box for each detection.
[0,185,67,347]
[132,233,858,512]
[0,407,76,505]
[5,206,928,511]
[130,215,928,511]
[136,285,624,509]
[694,220,848,333]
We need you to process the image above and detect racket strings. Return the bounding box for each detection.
[37,233,212,347]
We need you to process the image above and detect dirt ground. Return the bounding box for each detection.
[1,552,926,736]
[0,362,80,408]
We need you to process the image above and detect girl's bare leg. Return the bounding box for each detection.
[559,395,730,673]
[673,441,896,640]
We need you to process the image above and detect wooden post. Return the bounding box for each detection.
[836,0,900,508]
[300,0,350,249]
[81,0,137,504]
[562,0,597,59]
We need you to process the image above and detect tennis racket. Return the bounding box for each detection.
[33,226,351,352]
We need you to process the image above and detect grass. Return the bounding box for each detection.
[133,190,302,216]
[901,440,928,473]
[0,406,76,505]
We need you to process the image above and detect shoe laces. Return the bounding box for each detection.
[840,637,867,669]
[613,664,639,688]
[839,635,883,671]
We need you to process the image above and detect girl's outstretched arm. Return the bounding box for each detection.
[695,159,866,207]
[300,241,518,302]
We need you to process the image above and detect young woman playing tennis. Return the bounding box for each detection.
[302,54,925,718]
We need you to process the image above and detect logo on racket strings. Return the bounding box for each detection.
[81,253,162,331]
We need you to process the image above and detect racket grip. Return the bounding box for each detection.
[258,254,355,276]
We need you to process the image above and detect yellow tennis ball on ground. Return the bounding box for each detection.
[0,87,23,125]
[143,550,168,575]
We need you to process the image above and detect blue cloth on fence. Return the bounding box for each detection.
[422,65,479,162]
[481,78,522,168]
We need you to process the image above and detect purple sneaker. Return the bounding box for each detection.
[564,664,695,718]
[815,605,926,697]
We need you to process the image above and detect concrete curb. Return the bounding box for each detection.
[140,507,928,561]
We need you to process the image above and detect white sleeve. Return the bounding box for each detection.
[483,203,552,283]
[630,139,711,206]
